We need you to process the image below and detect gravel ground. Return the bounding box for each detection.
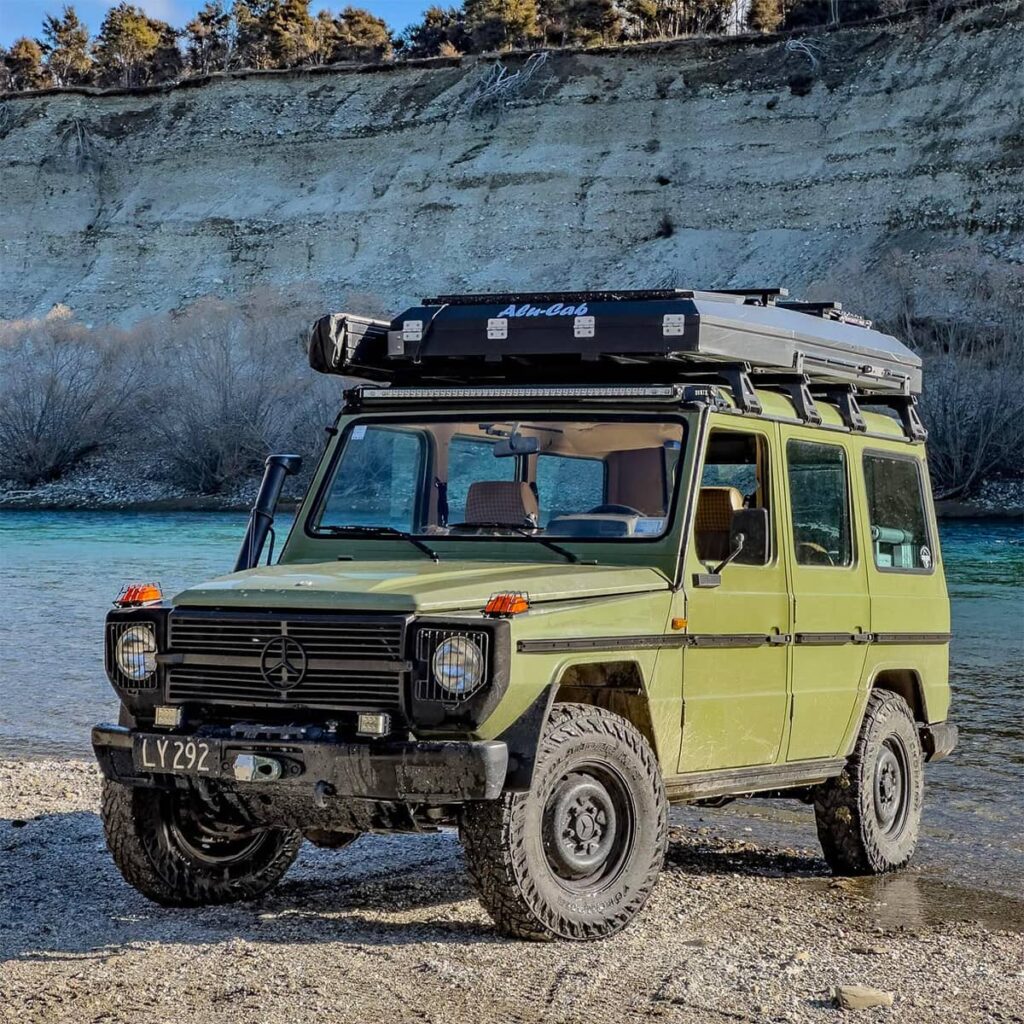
[1,760,1022,1024]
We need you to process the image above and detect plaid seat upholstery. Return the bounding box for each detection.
[695,486,743,562]
[465,482,539,527]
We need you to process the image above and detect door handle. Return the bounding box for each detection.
[768,632,791,645]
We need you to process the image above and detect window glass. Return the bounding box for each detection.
[312,417,685,542]
[863,454,933,571]
[787,440,853,567]
[447,436,516,525]
[319,426,424,531]
[536,455,604,526]
[696,431,770,566]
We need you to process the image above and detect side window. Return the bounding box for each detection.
[319,426,425,531]
[536,455,604,526]
[446,436,516,524]
[697,431,771,566]
[787,440,853,567]
[863,454,933,571]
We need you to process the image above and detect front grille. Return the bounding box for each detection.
[166,611,408,711]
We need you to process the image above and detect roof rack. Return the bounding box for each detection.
[714,287,789,306]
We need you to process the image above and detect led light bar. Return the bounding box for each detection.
[357,385,688,402]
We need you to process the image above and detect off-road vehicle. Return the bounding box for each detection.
[94,288,957,940]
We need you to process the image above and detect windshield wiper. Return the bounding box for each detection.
[318,524,439,562]
[457,522,580,564]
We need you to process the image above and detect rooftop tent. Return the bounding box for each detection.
[308,289,922,396]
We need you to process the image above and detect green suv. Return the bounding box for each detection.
[93,289,957,940]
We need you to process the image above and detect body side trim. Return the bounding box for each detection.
[665,757,846,802]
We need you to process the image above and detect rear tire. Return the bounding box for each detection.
[814,690,924,875]
[461,703,668,941]
[101,779,303,906]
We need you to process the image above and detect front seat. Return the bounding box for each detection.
[694,486,743,562]
[464,481,540,528]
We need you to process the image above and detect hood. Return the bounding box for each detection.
[173,559,670,614]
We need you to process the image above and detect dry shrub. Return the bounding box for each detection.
[0,313,140,485]
[135,293,342,494]
[913,314,1024,499]
[808,253,1024,499]
[0,289,354,495]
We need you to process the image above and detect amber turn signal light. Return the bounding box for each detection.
[115,582,163,607]
[484,592,530,617]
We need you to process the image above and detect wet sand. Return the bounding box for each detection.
[2,759,1022,1024]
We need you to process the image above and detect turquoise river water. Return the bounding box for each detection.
[0,511,1021,918]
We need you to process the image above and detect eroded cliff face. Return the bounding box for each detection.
[1,3,1021,325]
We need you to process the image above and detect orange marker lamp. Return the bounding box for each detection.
[484,592,530,617]
[114,582,164,607]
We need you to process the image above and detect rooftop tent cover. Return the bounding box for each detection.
[307,289,922,395]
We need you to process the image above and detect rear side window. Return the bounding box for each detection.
[787,440,853,567]
[863,454,933,571]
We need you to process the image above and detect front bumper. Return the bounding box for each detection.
[92,723,508,803]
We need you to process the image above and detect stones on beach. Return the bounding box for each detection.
[833,984,896,1010]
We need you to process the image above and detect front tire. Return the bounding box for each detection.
[101,779,303,906]
[813,690,924,875]
[461,703,668,941]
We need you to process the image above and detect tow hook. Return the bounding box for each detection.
[232,754,283,782]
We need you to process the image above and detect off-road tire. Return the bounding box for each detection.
[814,690,924,875]
[461,703,668,941]
[101,779,303,906]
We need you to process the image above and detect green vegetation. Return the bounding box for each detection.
[0,0,974,93]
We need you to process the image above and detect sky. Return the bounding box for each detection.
[0,0,429,47]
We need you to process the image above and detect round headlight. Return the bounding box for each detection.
[115,624,157,682]
[431,635,485,695]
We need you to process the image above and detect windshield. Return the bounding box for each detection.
[310,415,686,542]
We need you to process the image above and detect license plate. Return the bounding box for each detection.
[133,734,221,776]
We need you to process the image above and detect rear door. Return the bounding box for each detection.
[784,434,870,761]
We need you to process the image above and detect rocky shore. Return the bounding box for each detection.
[3,450,1022,519]
[1,759,1021,1024]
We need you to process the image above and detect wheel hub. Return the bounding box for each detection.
[543,773,619,880]
[873,740,909,834]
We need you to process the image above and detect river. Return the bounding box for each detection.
[1,511,1021,917]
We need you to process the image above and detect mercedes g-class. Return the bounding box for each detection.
[93,289,957,940]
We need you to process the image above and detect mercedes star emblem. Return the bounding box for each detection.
[259,635,308,691]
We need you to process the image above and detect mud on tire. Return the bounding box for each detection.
[814,689,924,876]
[101,779,303,906]
[460,703,668,941]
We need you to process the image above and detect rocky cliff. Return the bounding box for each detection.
[1,3,1021,325]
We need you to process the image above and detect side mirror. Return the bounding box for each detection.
[493,433,540,458]
[730,507,768,565]
[693,507,769,589]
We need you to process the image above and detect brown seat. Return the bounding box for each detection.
[695,486,743,562]
[464,481,540,527]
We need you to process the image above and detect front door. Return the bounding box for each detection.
[678,424,790,773]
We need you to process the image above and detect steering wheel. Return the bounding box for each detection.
[798,541,835,566]
[586,504,644,516]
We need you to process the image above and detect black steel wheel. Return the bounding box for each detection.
[461,703,668,941]
[101,779,302,906]
[814,690,924,875]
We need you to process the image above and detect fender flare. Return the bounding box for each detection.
[497,684,558,792]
